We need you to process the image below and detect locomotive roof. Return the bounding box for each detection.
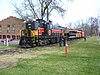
[69,30,82,32]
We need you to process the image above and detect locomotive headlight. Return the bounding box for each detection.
[23,21,27,23]
[48,30,51,35]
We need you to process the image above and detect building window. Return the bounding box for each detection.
[0,25,2,32]
[7,25,10,27]
[0,25,2,27]
[12,24,16,33]
[7,25,10,33]
[12,24,16,27]
[7,30,10,33]
[12,30,15,33]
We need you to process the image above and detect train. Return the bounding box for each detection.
[19,19,84,48]
[68,30,84,40]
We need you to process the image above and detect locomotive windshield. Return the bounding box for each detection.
[44,23,50,29]
[50,24,52,29]
[46,22,53,29]
[26,19,53,30]
[36,19,46,28]
[26,21,39,30]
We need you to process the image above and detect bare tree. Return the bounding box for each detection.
[68,22,72,29]
[73,17,99,36]
[12,0,70,21]
[87,17,99,36]
[74,20,83,30]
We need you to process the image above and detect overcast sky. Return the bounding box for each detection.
[0,0,100,27]
[51,0,100,26]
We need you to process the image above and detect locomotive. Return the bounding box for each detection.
[19,19,64,48]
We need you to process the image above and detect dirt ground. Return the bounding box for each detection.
[0,47,57,68]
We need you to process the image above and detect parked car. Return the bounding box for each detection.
[1,38,14,42]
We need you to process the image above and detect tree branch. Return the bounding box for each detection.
[27,0,39,19]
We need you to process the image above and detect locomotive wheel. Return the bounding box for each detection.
[19,37,33,48]
[38,39,48,46]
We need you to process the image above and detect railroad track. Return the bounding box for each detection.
[0,48,30,55]
[0,39,82,55]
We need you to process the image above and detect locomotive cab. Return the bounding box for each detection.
[26,21,39,37]
[26,21,39,30]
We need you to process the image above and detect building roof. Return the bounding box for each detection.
[0,16,24,22]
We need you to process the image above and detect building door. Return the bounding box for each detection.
[7,35,10,38]
[3,35,6,39]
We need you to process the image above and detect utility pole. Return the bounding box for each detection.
[97,16,100,45]
[97,7,100,45]
[47,6,49,21]
[41,0,43,19]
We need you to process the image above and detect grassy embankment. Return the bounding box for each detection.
[0,37,100,75]
[0,43,18,50]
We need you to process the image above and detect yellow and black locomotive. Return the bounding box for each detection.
[19,19,63,48]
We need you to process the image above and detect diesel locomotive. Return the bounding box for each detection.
[19,19,64,48]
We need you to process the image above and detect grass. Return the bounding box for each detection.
[0,44,18,50]
[0,44,12,50]
[0,37,100,75]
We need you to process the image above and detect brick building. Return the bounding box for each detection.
[0,16,25,40]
